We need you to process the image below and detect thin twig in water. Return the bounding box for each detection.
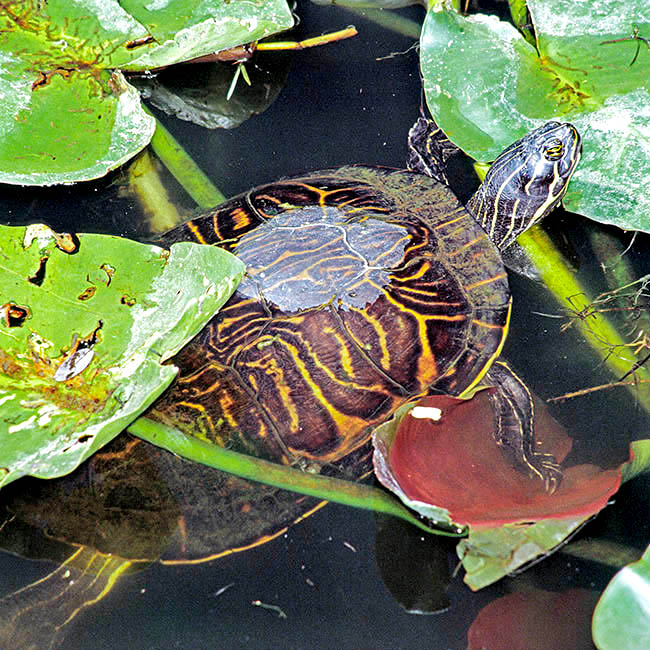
[251,600,287,619]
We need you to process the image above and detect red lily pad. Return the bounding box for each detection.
[382,391,623,528]
[468,589,600,650]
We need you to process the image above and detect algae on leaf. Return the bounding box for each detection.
[0,0,294,184]
[0,224,245,489]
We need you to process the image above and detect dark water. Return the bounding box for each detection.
[1,3,650,649]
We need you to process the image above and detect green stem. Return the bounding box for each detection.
[127,149,184,234]
[144,106,226,209]
[341,7,422,39]
[127,416,464,538]
[519,227,650,413]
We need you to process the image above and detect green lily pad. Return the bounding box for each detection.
[420,1,650,232]
[310,0,424,6]
[592,543,650,650]
[0,224,245,489]
[459,517,588,591]
[0,0,294,185]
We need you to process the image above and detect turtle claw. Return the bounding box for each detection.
[530,452,563,494]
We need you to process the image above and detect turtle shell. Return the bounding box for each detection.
[150,166,510,478]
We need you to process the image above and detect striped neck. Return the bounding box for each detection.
[467,122,581,252]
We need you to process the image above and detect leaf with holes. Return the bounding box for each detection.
[420,0,650,232]
[0,224,245,489]
[0,0,294,185]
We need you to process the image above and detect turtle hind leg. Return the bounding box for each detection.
[485,360,563,493]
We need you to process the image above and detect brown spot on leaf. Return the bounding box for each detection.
[53,232,80,254]
[100,263,115,286]
[27,255,48,285]
[125,35,155,49]
[77,286,96,301]
[32,67,73,90]
[1,302,31,327]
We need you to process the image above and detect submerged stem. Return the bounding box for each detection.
[519,226,650,414]
[127,416,464,538]
[144,107,226,209]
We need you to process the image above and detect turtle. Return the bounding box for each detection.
[0,118,581,648]
[149,115,582,492]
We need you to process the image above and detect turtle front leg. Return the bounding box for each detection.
[484,360,562,493]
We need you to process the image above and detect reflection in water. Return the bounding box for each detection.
[0,435,323,648]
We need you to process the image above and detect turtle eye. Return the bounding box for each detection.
[544,138,565,161]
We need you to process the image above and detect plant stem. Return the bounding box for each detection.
[127,150,184,233]
[144,107,226,209]
[341,7,422,39]
[519,226,650,414]
[127,416,464,538]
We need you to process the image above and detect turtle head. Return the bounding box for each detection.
[468,122,581,251]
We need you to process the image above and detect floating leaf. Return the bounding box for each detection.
[420,1,650,232]
[372,391,638,588]
[0,224,245,488]
[372,392,628,527]
[0,0,294,184]
[592,543,650,650]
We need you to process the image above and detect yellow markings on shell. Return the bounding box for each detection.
[432,212,467,231]
[246,352,301,433]
[175,400,216,442]
[347,205,390,214]
[472,318,506,330]
[162,527,290,564]
[446,235,484,257]
[459,298,512,398]
[343,303,391,371]
[161,501,329,565]
[371,232,412,265]
[218,391,242,431]
[369,278,454,386]
[266,336,376,440]
[464,271,508,292]
[229,207,253,230]
[175,366,223,396]
[392,260,431,282]
[323,326,356,377]
[249,235,347,276]
[256,325,389,393]
[187,220,208,244]
[256,193,283,205]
